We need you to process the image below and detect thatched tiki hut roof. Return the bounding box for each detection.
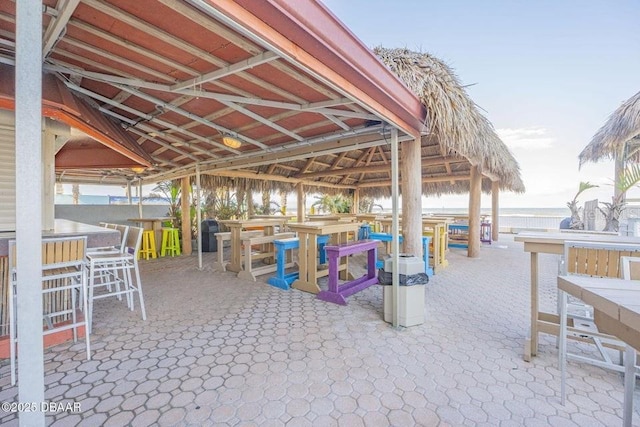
[579,90,640,165]
[372,47,524,196]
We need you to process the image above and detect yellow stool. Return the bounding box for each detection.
[139,230,157,260]
[161,228,181,257]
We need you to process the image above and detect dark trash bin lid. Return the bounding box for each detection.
[201,220,219,231]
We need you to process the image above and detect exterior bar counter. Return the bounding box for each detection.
[0,220,120,336]
[0,219,120,256]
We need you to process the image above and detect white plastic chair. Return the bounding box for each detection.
[86,226,146,333]
[8,236,90,385]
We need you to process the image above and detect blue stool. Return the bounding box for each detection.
[370,232,403,269]
[267,238,300,290]
[422,236,434,276]
[358,223,371,240]
[317,234,330,265]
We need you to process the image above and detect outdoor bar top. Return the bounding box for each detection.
[0,219,120,256]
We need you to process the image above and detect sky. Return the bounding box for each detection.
[321,0,640,209]
[68,1,640,210]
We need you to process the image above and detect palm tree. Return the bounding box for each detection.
[566,182,598,230]
[312,194,352,214]
[599,165,640,232]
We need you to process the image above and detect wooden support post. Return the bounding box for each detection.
[401,136,422,256]
[352,188,360,214]
[297,182,305,222]
[247,190,255,218]
[181,177,192,255]
[491,180,499,242]
[614,145,625,203]
[468,166,481,258]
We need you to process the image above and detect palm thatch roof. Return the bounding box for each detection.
[374,47,524,194]
[579,90,640,166]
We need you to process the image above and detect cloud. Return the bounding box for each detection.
[496,127,556,150]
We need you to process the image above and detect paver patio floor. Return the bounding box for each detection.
[0,234,638,426]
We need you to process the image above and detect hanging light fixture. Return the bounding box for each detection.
[222,134,242,149]
[131,166,146,174]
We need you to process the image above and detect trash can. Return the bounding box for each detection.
[201,220,219,252]
[379,254,428,327]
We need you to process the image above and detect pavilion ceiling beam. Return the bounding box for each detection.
[339,148,371,184]
[147,130,411,182]
[298,158,467,179]
[113,84,260,152]
[65,82,224,157]
[49,63,373,120]
[43,0,81,57]
[82,0,310,105]
[58,38,177,83]
[322,114,350,130]
[69,19,200,78]
[99,105,209,162]
[125,126,201,162]
[301,158,315,174]
[204,170,355,190]
[218,99,303,141]
[357,174,472,188]
[161,0,366,114]
[171,51,278,91]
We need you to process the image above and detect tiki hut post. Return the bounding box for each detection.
[247,190,255,218]
[401,136,423,256]
[297,182,306,222]
[181,176,192,255]
[491,180,499,241]
[468,166,481,257]
[614,144,626,203]
[352,188,360,214]
[137,178,143,218]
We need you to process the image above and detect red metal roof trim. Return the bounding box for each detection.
[0,65,152,168]
[207,0,426,138]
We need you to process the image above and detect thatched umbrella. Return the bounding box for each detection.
[374,47,524,193]
[579,90,640,231]
[579,90,640,165]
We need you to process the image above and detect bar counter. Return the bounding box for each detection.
[0,219,120,256]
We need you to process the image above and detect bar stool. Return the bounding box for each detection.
[138,230,157,260]
[161,227,181,257]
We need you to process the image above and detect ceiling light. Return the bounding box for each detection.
[131,167,146,173]
[222,134,242,149]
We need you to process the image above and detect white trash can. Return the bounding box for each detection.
[382,254,426,327]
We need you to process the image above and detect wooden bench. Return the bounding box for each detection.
[212,230,263,272]
[317,239,378,305]
[237,232,295,281]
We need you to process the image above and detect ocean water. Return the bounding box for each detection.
[422,207,570,217]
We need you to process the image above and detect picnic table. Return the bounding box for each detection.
[286,221,360,294]
[219,218,288,273]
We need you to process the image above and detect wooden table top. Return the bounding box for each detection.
[219,218,288,227]
[127,217,174,222]
[558,275,640,351]
[515,231,640,245]
[287,221,359,234]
